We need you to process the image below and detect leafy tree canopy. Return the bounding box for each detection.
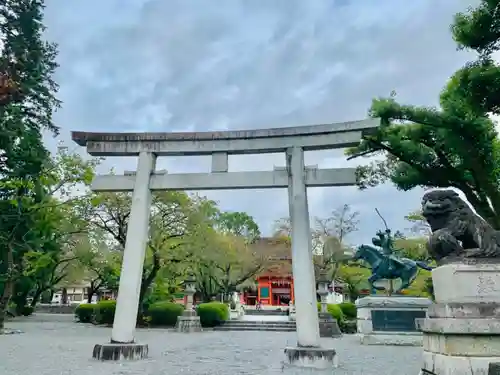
[347,0,500,228]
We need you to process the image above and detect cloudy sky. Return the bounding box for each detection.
[43,0,478,244]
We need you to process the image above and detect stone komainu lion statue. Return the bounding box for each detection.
[421,189,500,262]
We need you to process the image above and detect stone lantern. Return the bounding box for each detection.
[183,273,197,309]
[317,270,341,338]
[175,273,202,333]
[317,271,329,314]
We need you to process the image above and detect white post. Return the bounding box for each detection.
[286,146,320,347]
[111,152,156,343]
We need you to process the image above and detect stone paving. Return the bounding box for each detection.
[1,319,422,374]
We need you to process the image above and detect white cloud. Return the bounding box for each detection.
[44,0,476,244]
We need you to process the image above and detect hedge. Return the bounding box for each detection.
[74,300,231,328]
[339,319,357,334]
[146,301,184,327]
[338,302,357,319]
[317,303,344,323]
[197,302,229,327]
[75,303,94,323]
[93,300,117,325]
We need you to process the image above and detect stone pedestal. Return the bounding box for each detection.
[0,328,23,335]
[318,312,342,338]
[288,304,296,321]
[175,310,202,333]
[92,342,148,361]
[284,346,338,369]
[229,301,245,320]
[356,295,432,346]
[421,262,500,375]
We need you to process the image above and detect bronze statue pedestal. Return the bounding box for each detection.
[356,296,432,346]
[421,261,500,375]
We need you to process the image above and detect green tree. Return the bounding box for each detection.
[448,0,500,116]
[404,210,430,236]
[393,237,429,261]
[215,211,260,242]
[0,0,60,329]
[15,148,99,309]
[73,230,120,303]
[346,1,500,228]
[452,0,500,57]
[347,92,500,227]
[89,191,216,309]
[336,264,370,302]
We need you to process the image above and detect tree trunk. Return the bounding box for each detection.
[12,289,30,315]
[0,278,14,330]
[0,245,15,329]
[139,264,160,309]
[138,252,161,310]
[87,287,98,303]
[30,286,45,307]
[61,288,68,305]
[0,290,12,330]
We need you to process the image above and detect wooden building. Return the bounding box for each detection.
[239,237,359,306]
[240,237,294,306]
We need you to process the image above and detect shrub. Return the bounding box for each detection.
[339,319,357,334]
[21,305,34,316]
[75,303,95,323]
[317,303,344,323]
[338,302,357,319]
[146,301,184,327]
[8,304,34,317]
[93,300,116,325]
[21,306,35,316]
[197,302,229,327]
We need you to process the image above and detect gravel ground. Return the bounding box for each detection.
[1,319,422,375]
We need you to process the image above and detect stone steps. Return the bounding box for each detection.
[215,325,296,332]
[214,320,296,332]
[226,320,293,324]
[245,309,288,316]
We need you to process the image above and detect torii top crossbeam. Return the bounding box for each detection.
[71,118,379,157]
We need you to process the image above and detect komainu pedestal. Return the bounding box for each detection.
[421,262,500,375]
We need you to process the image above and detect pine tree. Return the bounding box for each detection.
[0,0,60,330]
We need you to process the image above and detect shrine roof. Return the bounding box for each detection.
[249,237,332,278]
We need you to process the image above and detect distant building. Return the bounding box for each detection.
[237,237,353,307]
[51,283,116,305]
[237,237,292,306]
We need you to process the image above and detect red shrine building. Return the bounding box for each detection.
[239,237,353,307]
[240,237,295,307]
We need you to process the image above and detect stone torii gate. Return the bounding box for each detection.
[72,118,379,368]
